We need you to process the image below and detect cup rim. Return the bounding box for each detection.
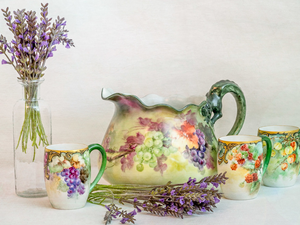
[45,143,88,151]
[258,125,299,134]
[218,135,262,144]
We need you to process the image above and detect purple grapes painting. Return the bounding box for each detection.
[44,150,90,199]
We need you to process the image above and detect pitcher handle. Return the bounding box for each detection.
[205,80,246,135]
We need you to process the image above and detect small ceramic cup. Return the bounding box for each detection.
[44,143,107,209]
[258,125,300,187]
[217,135,272,200]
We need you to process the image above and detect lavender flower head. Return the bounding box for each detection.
[0,3,74,80]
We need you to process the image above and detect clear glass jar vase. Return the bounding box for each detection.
[13,79,52,198]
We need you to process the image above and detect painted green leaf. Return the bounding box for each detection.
[241,151,249,158]
[57,180,69,192]
[243,162,255,170]
[253,151,259,160]
[250,181,260,194]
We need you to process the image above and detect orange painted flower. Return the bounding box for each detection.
[281,162,288,171]
[237,158,245,165]
[176,121,198,145]
[241,144,249,151]
[290,141,297,151]
[248,152,253,160]
[232,148,238,154]
[252,173,258,182]
[255,159,261,169]
[227,153,233,161]
[258,154,263,161]
[231,163,237,171]
[245,174,253,183]
[235,153,242,161]
[287,154,296,164]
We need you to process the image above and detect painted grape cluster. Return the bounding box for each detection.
[183,129,207,171]
[133,131,177,172]
[45,151,89,199]
[60,167,85,197]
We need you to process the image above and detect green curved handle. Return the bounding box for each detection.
[205,80,246,135]
[88,143,107,193]
[261,135,272,175]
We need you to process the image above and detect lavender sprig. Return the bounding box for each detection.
[88,172,228,224]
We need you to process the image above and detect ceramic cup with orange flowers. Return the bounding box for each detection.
[44,143,107,209]
[217,135,272,200]
[258,125,300,187]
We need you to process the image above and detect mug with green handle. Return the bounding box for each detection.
[258,125,300,187]
[44,143,107,209]
[217,135,272,200]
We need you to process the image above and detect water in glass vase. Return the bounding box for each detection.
[13,79,51,198]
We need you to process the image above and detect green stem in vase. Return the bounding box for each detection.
[16,82,49,161]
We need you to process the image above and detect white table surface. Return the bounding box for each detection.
[1,163,300,225]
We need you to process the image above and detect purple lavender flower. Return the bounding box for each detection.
[52,39,60,45]
[65,43,70,49]
[212,182,219,188]
[182,183,189,189]
[214,197,220,204]
[15,19,21,23]
[170,190,176,195]
[136,206,141,212]
[35,53,39,61]
[8,15,12,21]
[200,182,207,189]
[47,52,53,58]
[120,218,129,224]
[17,44,22,50]
[179,197,185,205]
[159,198,164,203]
[41,41,48,46]
[23,47,29,53]
[187,210,193,215]
[129,210,137,216]
[1,59,8,64]
[12,23,17,30]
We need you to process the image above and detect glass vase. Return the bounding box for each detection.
[13,78,52,198]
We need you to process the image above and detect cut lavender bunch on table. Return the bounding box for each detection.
[88,172,228,224]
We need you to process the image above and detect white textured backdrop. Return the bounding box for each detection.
[1,0,300,169]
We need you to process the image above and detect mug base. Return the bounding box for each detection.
[50,202,86,210]
[223,194,257,200]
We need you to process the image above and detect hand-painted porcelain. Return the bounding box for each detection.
[44,143,106,209]
[258,125,300,187]
[99,80,246,185]
[217,135,272,200]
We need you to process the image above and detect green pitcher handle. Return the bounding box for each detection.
[88,143,107,193]
[205,80,246,135]
[260,135,272,175]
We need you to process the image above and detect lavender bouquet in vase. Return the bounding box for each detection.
[0,3,74,197]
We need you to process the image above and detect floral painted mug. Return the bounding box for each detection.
[217,135,272,200]
[44,143,107,209]
[258,125,300,187]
